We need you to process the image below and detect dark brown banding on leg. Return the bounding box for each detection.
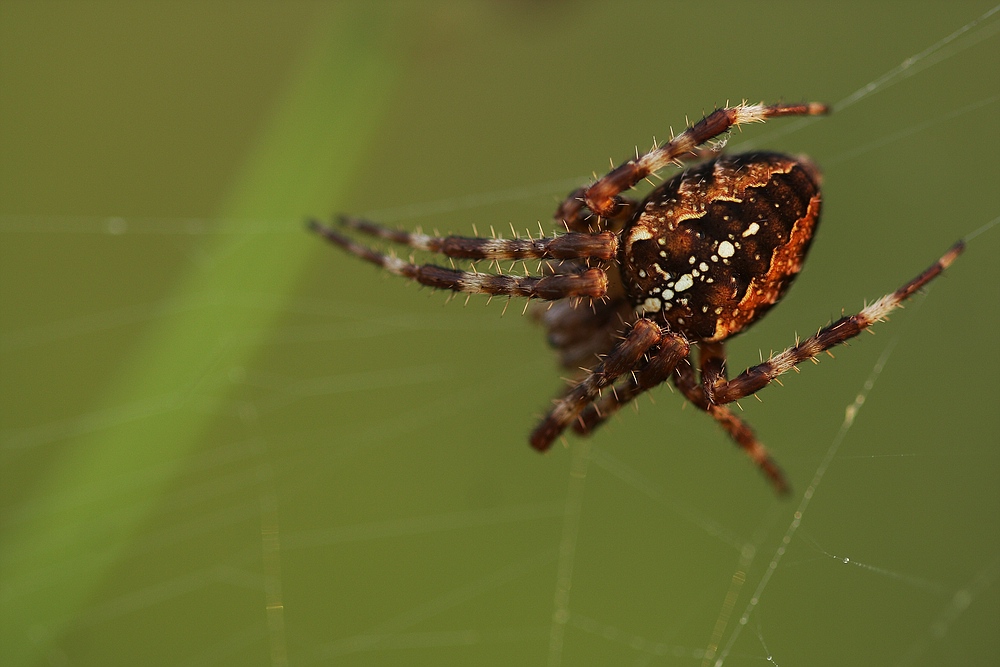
[309,219,608,300]
[699,341,728,405]
[340,215,618,261]
[531,319,663,450]
[712,241,965,405]
[673,361,790,495]
[573,335,691,435]
[581,103,829,217]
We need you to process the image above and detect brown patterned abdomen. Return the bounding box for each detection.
[621,152,822,341]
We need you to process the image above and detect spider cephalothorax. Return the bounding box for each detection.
[310,102,962,495]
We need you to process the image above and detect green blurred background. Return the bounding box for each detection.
[2,2,998,666]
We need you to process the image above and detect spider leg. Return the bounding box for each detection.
[337,215,618,261]
[530,319,664,450]
[309,219,607,300]
[672,358,790,495]
[711,241,964,404]
[570,102,829,220]
[699,341,728,405]
[572,334,691,434]
[554,190,640,234]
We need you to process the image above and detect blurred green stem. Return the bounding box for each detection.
[1,7,399,664]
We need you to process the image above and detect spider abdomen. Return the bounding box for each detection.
[621,151,822,342]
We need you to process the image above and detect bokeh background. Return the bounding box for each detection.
[2,2,998,666]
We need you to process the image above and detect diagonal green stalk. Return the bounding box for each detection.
[1,9,398,664]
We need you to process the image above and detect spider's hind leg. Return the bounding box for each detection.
[709,241,964,405]
[673,358,790,495]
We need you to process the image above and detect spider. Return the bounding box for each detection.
[309,101,963,495]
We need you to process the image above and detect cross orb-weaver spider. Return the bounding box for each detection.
[310,101,963,495]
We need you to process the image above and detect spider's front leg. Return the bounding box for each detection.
[336,215,618,261]
[709,241,964,405]
[530,320,687,450]
[308,219,609,300]
[556,102,829,227]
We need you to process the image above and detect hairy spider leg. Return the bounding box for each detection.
[572,335,692,434]
[530,319,676,450]
[555,145,746,234]
[710,240,965,405]
[672,360,790,495]
[337,215,618,261]
[573,344,789,494]
[576,240,963,495]
[308,219,608,300]
[699,341,729,404]
[584,102,829,217]
[555,102,829,232]
[554,189,640,234]
[554,102,829,230]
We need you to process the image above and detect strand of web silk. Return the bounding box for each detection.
[892,556,1000,667]
[736,3,1000,148]
[0,176,588,237]
[7,92,998,243]
[710,214,999,667]
[246,416,290,667]
[836,3,1000,113]
[7,7,998,240]
[546,439,592,667]
[710,317,906,667]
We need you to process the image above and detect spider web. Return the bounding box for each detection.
[1,4,998,666]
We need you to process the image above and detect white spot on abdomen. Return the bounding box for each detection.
[628,226,653,244]
[640,296,662,312]
[718,241,735,258]
[674,274,694,292]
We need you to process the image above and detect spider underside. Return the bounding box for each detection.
[310,101,963,495]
